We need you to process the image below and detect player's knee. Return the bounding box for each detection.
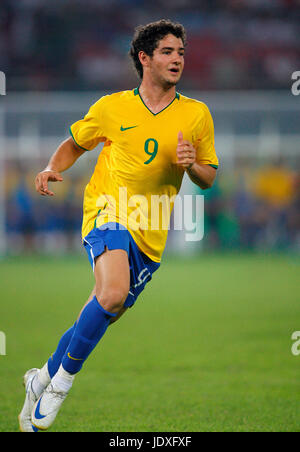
[96,287,128,314]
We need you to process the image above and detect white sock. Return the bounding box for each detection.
[31,363,51,397]
[51,364,75,393]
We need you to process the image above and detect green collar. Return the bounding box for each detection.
[133,87,180,116]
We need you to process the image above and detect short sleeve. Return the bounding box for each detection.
[194,104,219,169]
[69,97,107,151]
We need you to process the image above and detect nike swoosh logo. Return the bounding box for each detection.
[67,352,83,361]
[34,397,46,420]
[120,125,138,131]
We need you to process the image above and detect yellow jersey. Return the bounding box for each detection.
[70,87,218,262]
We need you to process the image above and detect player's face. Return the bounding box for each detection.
[148,34,185,88]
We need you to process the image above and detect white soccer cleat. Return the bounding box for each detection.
[18,368,40,432]
[31,382,68,430]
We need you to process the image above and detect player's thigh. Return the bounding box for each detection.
[94,248,130,312]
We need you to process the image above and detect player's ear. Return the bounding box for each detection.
[138,51,150,69]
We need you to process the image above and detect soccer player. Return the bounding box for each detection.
[18,19,218,432]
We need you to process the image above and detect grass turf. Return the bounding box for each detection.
[0,252,299,432]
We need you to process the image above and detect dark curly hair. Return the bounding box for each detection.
[129,19,186,79]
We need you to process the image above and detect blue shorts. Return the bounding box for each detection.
[83,223,160,308]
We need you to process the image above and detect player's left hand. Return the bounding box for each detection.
[176,131,196,170]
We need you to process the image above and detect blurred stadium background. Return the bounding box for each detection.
[0,0,299,257]
[1,0,300,433]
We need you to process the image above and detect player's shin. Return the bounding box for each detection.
[61,295,117,376]
[47,322,77,378]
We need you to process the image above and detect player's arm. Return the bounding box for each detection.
[176,131,216,189]
[35,137,85,196]
[186,162,216,189]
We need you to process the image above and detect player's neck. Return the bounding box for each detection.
[139,80,177,114]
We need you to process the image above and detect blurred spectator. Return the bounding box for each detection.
[5,165,36,253]
[251,159,296,249]
[253,158,295,208]
[196,179,224,249]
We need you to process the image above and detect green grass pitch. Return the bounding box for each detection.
[0,252,299,432]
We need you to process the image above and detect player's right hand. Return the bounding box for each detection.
[35,170,63,196]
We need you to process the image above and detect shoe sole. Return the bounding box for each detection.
[31,421,47,431]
